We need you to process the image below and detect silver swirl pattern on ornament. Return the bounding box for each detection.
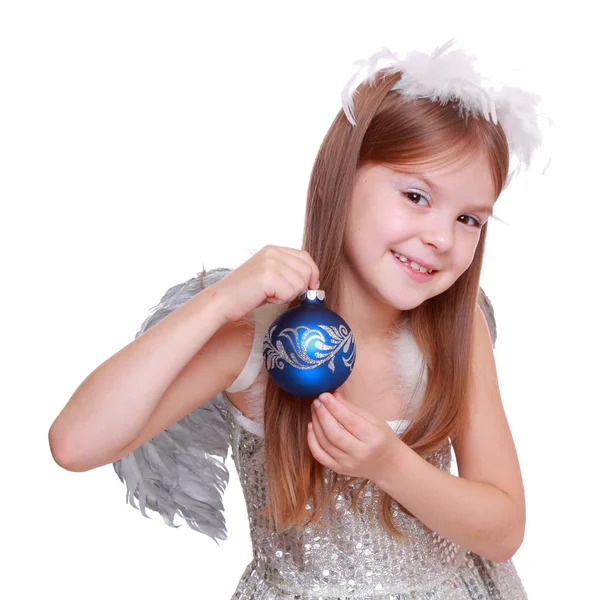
[263,324,356,373]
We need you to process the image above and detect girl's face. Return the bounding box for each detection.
[343,154,497,312]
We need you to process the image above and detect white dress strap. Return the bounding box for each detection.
[225,302,286,393]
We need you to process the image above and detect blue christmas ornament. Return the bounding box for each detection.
[263,289,357,399]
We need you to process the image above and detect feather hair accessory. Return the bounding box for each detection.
[341,39,550,188]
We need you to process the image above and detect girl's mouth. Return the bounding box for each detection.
[391,251,438,281]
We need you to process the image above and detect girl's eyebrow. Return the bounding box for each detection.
[409,173,438,192]
[404,173,495,216]
[391,171,440,194]
[463,203,495,216]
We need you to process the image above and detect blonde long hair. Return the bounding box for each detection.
[261,70,510,538]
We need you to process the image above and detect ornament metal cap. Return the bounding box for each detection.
[299,289,326,302]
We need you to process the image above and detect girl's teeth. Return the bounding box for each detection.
[393,252,433,274]
[410,261,429,273]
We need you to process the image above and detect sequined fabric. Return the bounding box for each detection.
[223,396,527,600]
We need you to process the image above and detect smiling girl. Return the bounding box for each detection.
[49,40,544,599]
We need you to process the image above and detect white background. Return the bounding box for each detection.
[2,1,597,599]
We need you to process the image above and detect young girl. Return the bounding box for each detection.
[49,40,544,599]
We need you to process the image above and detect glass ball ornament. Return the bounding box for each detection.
[263,289,356,399]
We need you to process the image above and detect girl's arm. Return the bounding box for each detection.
[48,284,252,472]
[373,305,526,563]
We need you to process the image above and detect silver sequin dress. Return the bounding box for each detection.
[112,268,528,600]
[222,365,527,599]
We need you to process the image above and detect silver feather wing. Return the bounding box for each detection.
[112,267,234,544]
[478,287,497,348]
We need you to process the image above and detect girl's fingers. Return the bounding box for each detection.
[307,423,335,469]
[334,391,379,423]
[312,399,364,457]
[317,394,370,441]
[310,405,346,459]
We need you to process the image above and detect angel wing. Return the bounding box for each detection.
[112,267,235,544]
[478,287,497,348]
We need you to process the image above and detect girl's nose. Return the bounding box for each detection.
[420,221,454,254]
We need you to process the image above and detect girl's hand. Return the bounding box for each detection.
[307,390,401,481]
[211,245,321,323]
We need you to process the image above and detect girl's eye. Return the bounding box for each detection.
[405,192,428,206]
[458,215,483,228]
[405,192,483,228]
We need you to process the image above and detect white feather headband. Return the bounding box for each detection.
[341,39,549,189]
